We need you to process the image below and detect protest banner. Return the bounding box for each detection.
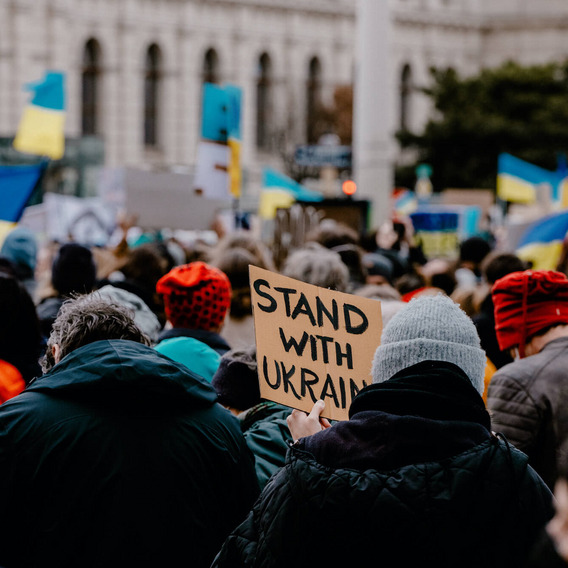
[250,265,382,421]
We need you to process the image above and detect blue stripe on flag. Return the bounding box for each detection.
[0,163,46,222]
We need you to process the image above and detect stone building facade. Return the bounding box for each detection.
[1,0,568,197]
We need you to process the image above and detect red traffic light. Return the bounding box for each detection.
[342,180,357,196]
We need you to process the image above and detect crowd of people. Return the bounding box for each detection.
[1,213,568,566]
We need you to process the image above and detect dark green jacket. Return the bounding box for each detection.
[240,402,292,490]
[213,362,553,568]
[0,340,259,568]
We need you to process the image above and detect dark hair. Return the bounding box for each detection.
[0,273,42,383]
[459,236,492,266]
[481,252,528,285]
[211,247,256,318]
[305,219,359,249]
[51,243,97,296]
[121,243,168,290]
[42,293,151,373]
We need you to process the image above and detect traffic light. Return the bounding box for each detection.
[342,179,357,196]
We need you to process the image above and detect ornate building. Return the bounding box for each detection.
[1,0,568,198]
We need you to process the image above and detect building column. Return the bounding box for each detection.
[353,0,393,229]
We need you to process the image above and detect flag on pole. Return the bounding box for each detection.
[258,168,323,220]
[13,71,66,160]
[516,210,568,270]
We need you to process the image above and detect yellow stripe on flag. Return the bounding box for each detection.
[516,241,564,271]
[13,106,65,160]
[497,174,536,204]
[258,190,295,220]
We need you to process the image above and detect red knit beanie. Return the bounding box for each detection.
[492,270,568,357]
[156,262,231,331]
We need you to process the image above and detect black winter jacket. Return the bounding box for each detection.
[213,361,553,568]
[0,340,259,568]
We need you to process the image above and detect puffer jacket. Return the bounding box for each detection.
[0,339,259,568]
[213,361,553,568]
[487,336,568,489]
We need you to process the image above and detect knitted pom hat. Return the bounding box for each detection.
[492,270,568,357]
[372,294,486,394]
[156,261,231,331]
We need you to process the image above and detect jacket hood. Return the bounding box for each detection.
[27,339,218,407]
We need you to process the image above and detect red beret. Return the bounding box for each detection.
[492,270,568,356]
[156,262,231,331]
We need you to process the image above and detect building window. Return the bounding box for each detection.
[256,53,272,149]
[144,44,161,147]
[306,56,322,143]
[81,39,101,136]
[203,48,219,84]
[400,64,412,131]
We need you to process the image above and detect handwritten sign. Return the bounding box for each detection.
[250,266,382,421]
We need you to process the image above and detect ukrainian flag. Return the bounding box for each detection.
[258,168,323,220]
[13,71,66,160]
[516,210,568,270]
[0,161,46,241]
[497,153,564,204]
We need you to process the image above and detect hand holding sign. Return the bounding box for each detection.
[287,400,331,442]
[250,266,382,421]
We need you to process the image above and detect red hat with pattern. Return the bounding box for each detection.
[492,270,568,357]
[156,261,231,331]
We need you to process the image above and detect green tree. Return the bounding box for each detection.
[396,61,568,192]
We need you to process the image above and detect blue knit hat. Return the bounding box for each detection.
[372,294,486,394]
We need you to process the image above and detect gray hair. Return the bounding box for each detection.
[41,292,151,373]
[281,244,349,292]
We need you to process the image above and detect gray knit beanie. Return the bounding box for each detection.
[372,294,486,394]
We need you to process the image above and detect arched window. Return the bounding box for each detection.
[256,53,272,149]
[144,44,161,147]
[203,48,219,84]
[306,56,322,143]
[81,39,101,136]
[400,64,412,131]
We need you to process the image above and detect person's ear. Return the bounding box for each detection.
[52,344,62,364]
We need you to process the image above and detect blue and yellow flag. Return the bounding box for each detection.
[516,210,568,270]
[259,168,323,220]
[13,71,66,160]
[497,153,564,204]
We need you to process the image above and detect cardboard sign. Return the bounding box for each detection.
[250,266,382,421]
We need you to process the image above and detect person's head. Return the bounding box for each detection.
[281,244,349,292]
[481,251,527,286]
[211,230,275,271]
[0,226,38,281]
[459,236,492,272]
[210,247,257,319]
[492,269,568,359]
[305,219,359,250]
[211,345,260,414]
[362,252,394,285]
[372,294,486,394]
[96,284,162,344]
[42,293,151,373]
[120,243,169,290]
[331,244,367,291]
[156,261,231,331]
[51,243,97,297]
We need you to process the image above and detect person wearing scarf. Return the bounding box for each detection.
[213,294,553,568]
